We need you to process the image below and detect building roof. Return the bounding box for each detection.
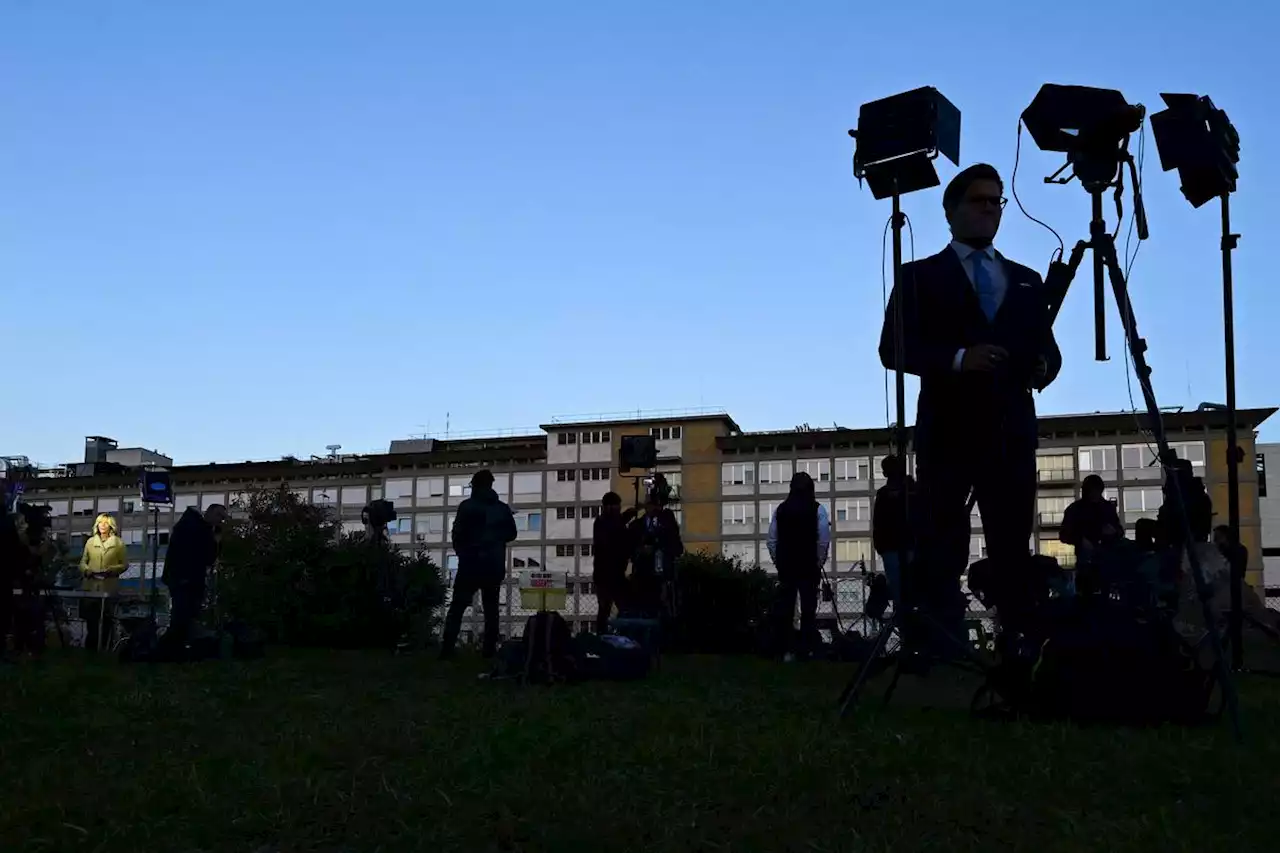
[717,407,1277,453]
[540,408,741,433]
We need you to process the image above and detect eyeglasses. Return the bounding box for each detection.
[967,195,1008,209]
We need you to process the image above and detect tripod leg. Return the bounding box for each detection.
[1097,235,1243,741]
[837,615,896,718]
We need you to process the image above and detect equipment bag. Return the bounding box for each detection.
[521,611,576,685]
[574,632,651,681]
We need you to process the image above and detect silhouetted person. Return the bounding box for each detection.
[441,469,517,659]
[1213,525,1248,588]
[626,485,683,617]
[879,163,1061,658]
[160,504,225,656]
[592,491,637,632]
[872,454,917,611]
[1059,474,1122,562]
[767,472,831,661]
[1134,517,1160,554]
[1158,458,1213,548]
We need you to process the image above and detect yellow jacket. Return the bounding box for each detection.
[81,534,127,576]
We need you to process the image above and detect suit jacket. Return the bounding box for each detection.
[878,246,1061,446]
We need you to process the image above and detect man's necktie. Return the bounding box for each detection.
[972,254,998,321]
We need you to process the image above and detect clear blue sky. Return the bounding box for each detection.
[4,0,1276,466]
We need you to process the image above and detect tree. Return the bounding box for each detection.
[216,486,445,649]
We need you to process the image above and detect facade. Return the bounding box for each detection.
[1259,443,1278,595]
[14,406,1275,639]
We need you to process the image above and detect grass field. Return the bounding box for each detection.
[2,651,1277,853]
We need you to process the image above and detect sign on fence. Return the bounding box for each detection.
[518,570,567,611]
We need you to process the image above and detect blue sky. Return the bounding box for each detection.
[3,0,1276,466]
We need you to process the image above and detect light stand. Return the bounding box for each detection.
[1150,92,1244,670]
[839,87,980,716]
[1041,175,1242,741]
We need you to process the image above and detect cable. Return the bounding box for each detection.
[1011,120,1066,265]
[880,215,892,429]
[1118,121,1158,460]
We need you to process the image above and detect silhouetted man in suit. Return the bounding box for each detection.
[879,163,1062,658]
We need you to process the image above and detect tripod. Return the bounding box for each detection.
[1045,183,1242,740]
[837,184,992,717]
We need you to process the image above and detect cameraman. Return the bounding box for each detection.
[159,504,225,656]
[1059,474,1123,563]
[626,477,683,616]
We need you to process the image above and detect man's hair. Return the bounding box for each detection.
[1213,524,1234,541]
[203,503,228,520]
[943,163,1002,214]
[1081,474,1105,494]
[880,454,904,477]
[601,491,622,507]
[471,469,494,490]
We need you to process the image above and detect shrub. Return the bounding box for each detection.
[671,550,777,654]
[216,486,445,649]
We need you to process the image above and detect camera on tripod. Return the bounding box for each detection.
[363,499,397,529]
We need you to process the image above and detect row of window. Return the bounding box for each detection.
[722,498,873,525]
[722,457,908,487]
[1050,441,1206,475]
[554,468,611,482]
[553,425,683,446]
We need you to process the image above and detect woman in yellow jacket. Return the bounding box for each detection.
[80,513,126,650]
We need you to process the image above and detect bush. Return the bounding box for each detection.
[216,486,445,649]
[671,550,777,654]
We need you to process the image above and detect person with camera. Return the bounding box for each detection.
[872,454,917,614]
[626,478,683,617]
[441,469,518,659]
[878,163,1062,661]
[158,504,225,657]
[767,471,831,662]
[592,491,637,633]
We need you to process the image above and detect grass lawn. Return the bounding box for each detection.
[2,651,1277,853]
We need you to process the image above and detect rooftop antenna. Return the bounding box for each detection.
[326,444,341,460]
[445,412,450,439]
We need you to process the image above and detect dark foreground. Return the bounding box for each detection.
[2,651,1277,853]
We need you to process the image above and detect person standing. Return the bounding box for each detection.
[79,513,127,650]
[767,472,831,661]
[878,163,1062,659]
[159,504,225,657]
[441,469,517,659]
[592,491,637,633]
[872,454,917,613]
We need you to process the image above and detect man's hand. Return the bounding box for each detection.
[1031,355,1049,388]
[961,344,1009,373]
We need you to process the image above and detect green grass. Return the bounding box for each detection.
[2,651,1278,853]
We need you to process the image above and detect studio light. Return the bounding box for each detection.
[850,87,961,199]
[1151,93,1240,208]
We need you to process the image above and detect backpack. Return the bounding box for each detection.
[520,611,576,684]
[574,632,650,681]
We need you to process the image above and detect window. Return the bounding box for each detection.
[556,432,577,445]
[555,507,577,520]
[758,461,793,485]
[512,552,542,569]
[580,543,593,557]
[513,472,543,497]
[1123,487,1163,513]
[835,458,870,482]
[47,501,68,517]
[582,505,602,519]
[836,498,871,522]
[416,477,445,500]
[415,514,445,537]
[836,539,873,565]
[72,499,95,517]
[122,499,139,514]
[556,544,575,557]
[445,554,460,573]
[722,503,756,526]
[1038,537,1075,568]
[121,529,143,545]
[1036,453,1075,482]
[759,500,779,525]
[490,473,510,497]
[969,535,988,562]
[796,459,831,482]
[1078,446,1117,473]
[175,494,201,512]
[556,469,577,482]
[384,478,414,507]
[1259,452,1268,499]
[448,480,471,499]
[722,541,756,564]
[721,463,755,486]
[581,430,611,444]
[580,468,609,481]
[97,497,121,514]
[1169,441,1206,473]
[515,511,543,532]
[388,517,413,535]
[650,426,682,440]
[1121,444,1158,471]
[339,487,366,506]
[1036,494,1072,525]
[145,531,171,549]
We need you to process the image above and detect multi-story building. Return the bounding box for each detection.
[13,406,1274,639]
[1258,443,1278,599]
